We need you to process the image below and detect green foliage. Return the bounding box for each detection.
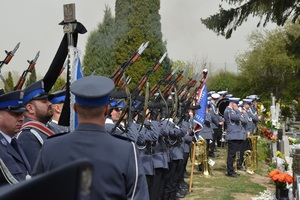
[4,71,14,92]
[236,22,300,102]
[201,0,300,38]
[83,6,116,77]
[50,77,65,93]
[114,0,171,90]
[25,68,37,88]
[206,70,243,96]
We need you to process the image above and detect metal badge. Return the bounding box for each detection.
[1,138,7,146]
[79,167,93,198]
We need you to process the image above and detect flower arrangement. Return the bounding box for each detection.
[268,169,293,189]
[276,150,289,171]
[261,128,277,142]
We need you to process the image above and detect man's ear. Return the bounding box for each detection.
[104,104,109,116]
[25,103,34,114]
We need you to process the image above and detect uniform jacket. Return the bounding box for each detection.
[210,103,221,129]
[17,117,55,170]
[199,111,213,140]
[168,119,189,161]
[33,123,149,200]
[105,118,140,142]
[0,134,31,186]
[224,107,243,140]
[47,120,70,135]
[136,120,160,175]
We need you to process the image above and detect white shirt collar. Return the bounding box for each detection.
[0,131,12,144]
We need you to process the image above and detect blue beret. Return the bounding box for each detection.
[50,90,66,104]
[23,80,51,105]
[70,76,115,106]
[229,97,240,104]
[0,90,27,112]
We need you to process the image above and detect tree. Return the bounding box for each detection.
[206,70,240,95]
[83,6,116,77]
[4,71,14,93]
[50,77,66,93]
[114,0,171,90]
[236,22,300,101]
[201,0,300,39]
[25,68,37,88]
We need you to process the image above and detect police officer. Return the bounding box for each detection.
[135,108,161,200]
[105,99,140,142]
[0,90,31,186]
[210,93,223,152]
[33,75,149,199]
[224,97,243,177]
[17,80,55,169]
[47,89,70,134]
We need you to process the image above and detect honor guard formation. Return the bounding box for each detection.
[0,4,263,200]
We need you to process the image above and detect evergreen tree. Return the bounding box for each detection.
[4,71,14,93]
[114,0,172,90]
[50,77,66,93]
[201,0,300,39]
[25,68,37,88]
[83,6,116,77]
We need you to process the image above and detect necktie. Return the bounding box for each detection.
[11,138,21,156]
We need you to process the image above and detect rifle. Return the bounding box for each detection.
[149,66,179,97]
[159,66,190,100]
[14,51,40,90]
[111,41,149,85]
[178,73,200,101]
[111,52,168,133]
[131,52,167,99]
[120,76,132,90]
[0,43,20,91]
[177,69,208,125]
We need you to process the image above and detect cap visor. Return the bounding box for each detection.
[8,107,28,113]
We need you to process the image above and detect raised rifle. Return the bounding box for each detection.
[0,43,20,91]
[177,69,208,125]
[110,53,167,133]
[178,73,200,101]
[149,66,179,97]
[131,52,167,99]
[111,41,149,85]
[14,51,40,90]
[120,76,132,90]
[159,66,190,101]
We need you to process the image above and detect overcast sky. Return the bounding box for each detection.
[0,0,277,78]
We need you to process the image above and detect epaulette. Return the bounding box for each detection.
[47,132,69,139]
[111,133,134,143]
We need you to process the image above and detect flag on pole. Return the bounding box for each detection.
[70,48,83,131]
[193,83,208,140]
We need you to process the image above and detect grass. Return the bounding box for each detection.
[182,142,273,200]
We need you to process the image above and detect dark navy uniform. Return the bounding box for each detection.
[17,81,55,169]
[0,91,32,186]
[33,76,149,200]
